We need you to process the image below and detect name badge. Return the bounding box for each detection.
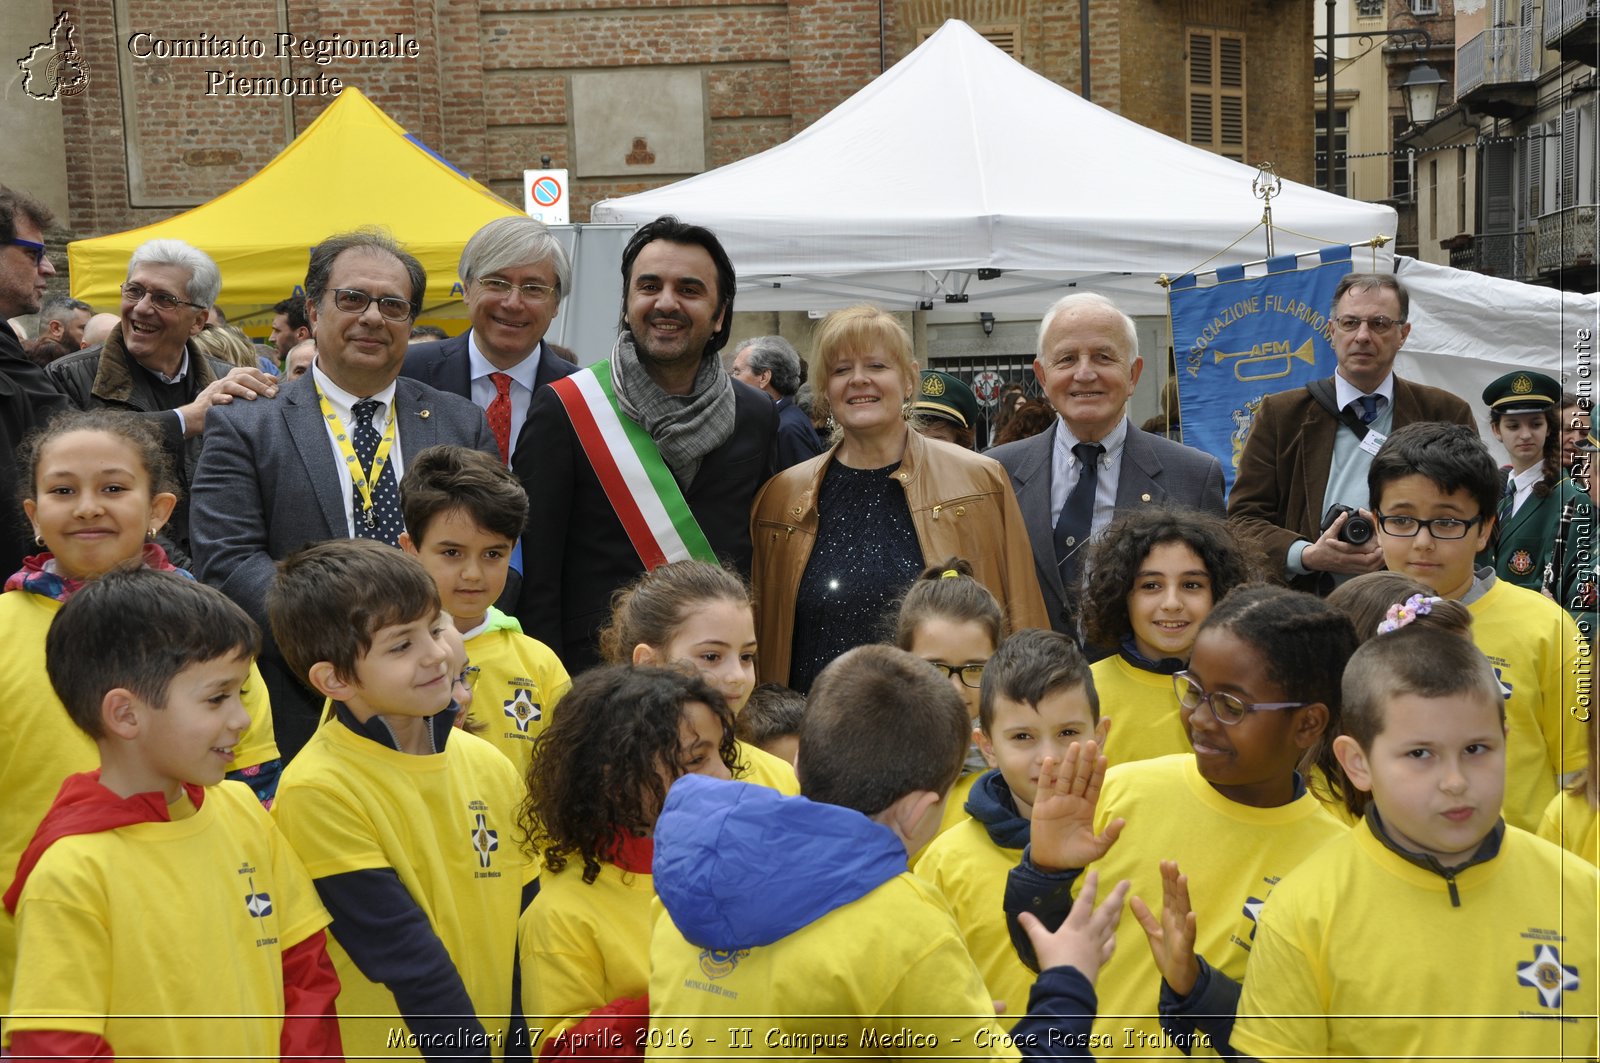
[1359,430,1387,457]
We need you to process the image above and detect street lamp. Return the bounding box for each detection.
[1400,61,1446,126]
[1320,0,1438,191]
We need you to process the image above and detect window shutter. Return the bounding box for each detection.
[1561,109,1579,210]
[1187,29,1246,162]
[1483,140,1515,232]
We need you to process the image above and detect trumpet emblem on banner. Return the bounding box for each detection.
[1214,339,1316,383]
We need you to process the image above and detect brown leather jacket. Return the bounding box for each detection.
[750,428,1049,685]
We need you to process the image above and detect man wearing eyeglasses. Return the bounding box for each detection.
[45,238,276,564]
[1229,272,1475,594]
[0,186,69,578]
[402,216,578,466]
[190,229,497,757]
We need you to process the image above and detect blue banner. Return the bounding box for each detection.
[1169,247,1354,493]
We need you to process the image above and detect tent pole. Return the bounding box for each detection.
[1080,0,1091,99]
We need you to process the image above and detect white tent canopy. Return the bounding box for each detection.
[591,20,1398,314]
[1392,256,1600,457]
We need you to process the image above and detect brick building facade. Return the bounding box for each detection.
[11,0,1317,246]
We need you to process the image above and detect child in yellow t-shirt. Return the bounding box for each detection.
[734,684,805,767]
[916,628,1106,1015]
[646,644,1131,1059]
[1540,697,1600,866]
[600,559,799,795]
[519,665,744,1056]
[894,557,1005,838]
[1233,611,1600,1061]
[268,539,535,1059]
[5,568,335,1061]
[1367,422,1590,830]
[1080,508,1254,768]
[0,411,279,1019]
[401,444,571,772]
[1013,586,1356,1057]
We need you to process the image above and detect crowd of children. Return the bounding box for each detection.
[1,407,1596,1062]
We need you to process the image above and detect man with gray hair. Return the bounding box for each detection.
[732,334,823,469]
[37,294,91,351]
[402,215,579,466]
[47,238,277,561]
[988,291,1224,636]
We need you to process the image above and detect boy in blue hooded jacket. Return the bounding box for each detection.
[644,643,1129,1060]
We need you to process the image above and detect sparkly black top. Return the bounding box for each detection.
[788,459,924,692]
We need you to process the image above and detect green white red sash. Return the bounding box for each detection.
[549,361,718,569]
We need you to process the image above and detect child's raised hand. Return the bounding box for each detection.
[1029,740,1124,871]
[1019,870,1129,983]
[1129,859,1200,997]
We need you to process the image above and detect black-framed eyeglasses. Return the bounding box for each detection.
[926,661,986,689]
[475,277,558,303]
[8,238,47,267]
[121,282,206,312]
[331,288,414,322]
[453,666,481,692]
[1373,512,1483,540]
[1333,314,1405,335]
[1172,671,1306,727]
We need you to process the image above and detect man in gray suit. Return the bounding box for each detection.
[191,230,498,756]
[988,293,1225,635]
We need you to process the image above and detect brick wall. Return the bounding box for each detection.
[56,0,1314,241]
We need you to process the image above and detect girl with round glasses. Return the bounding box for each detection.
[1021,585,1357,1054]
[893,557,1004,840]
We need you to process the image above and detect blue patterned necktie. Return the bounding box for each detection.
[1354,395,1379,424]
[351,399,404,546]
[1054,442,1104,583]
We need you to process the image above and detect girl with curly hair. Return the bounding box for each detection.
[517,665,738,1058]
[1080,508,1256,766]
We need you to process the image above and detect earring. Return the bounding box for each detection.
[33,532,43,547]
[146,528,158,542]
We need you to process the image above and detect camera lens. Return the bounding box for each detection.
[1342,515,1375,546]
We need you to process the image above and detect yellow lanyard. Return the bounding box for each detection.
[316,385,397,530]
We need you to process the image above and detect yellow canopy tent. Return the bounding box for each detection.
[67,87,521,330]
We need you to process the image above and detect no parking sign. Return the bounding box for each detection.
[523,169,569,224]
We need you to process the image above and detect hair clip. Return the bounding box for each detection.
[940,569,961,579]
[1375,593,1442,635]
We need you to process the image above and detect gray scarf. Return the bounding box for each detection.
[610,332,736,485]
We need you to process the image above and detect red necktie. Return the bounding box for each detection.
[487,372,513,462]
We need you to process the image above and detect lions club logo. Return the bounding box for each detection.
[698,948,749,980]
[470,812,499,868]
[1509,549,1534,575]
[1517,944,1580,1008]
[503,688,543,733]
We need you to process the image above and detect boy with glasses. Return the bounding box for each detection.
[1369,421,1589,831]
[1229,273,1476,594]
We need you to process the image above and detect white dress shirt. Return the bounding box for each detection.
[311,362,404,537]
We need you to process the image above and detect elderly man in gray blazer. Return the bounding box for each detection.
[191,230,498,757]
[987,293,1225,636]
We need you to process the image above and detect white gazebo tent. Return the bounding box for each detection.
[592,20,1397,315]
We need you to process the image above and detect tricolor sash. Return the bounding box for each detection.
[549,361,718,569]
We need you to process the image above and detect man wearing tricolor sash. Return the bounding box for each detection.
[513,216,776,672]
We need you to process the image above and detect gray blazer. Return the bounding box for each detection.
[189,372,497,755]
[987,420,1226,634]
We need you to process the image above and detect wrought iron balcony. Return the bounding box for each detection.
[1544,0,1599,62]
[1469,231,1534,279]
[1456,27,1537,117]
[1536,206,1598,274]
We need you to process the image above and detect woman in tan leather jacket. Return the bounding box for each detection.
[750,306,1048,689]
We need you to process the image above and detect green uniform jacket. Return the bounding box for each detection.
[1492,476,1595,623]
